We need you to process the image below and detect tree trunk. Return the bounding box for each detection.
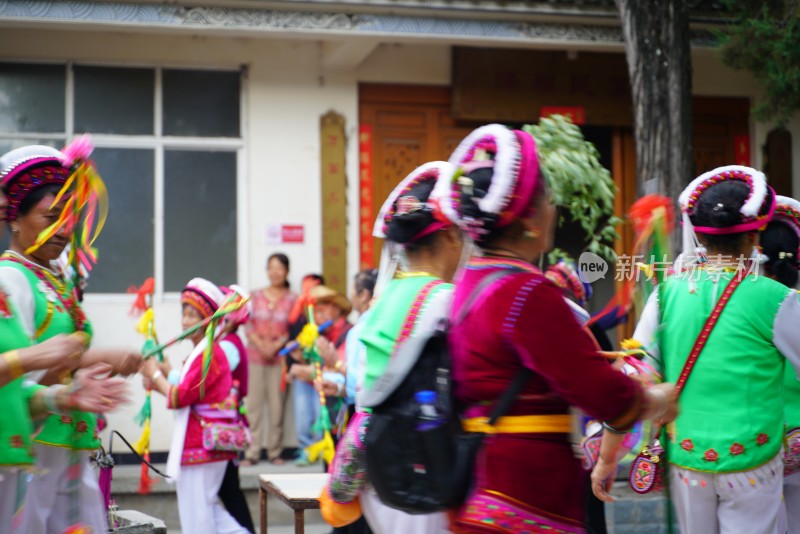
[616,0,694,203]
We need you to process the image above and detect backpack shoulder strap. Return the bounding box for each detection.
[487,368,533,425]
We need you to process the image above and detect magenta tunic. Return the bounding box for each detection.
[167,343,237,466]
[449,257,642,533]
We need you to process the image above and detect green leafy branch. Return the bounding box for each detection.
[716,0,800,126]
[523,115,620,264]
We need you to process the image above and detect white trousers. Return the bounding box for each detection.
[670,453,783,534]
[359,487,451,534]
[19,445,107,534]
[0,468,22,532]
[175,461,249,534]
[780,471,800,534]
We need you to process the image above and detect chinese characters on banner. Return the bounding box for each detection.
[359,125,374,269]
[320,111,348,294]
[733,135,751,166]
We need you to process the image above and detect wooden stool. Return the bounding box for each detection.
[259,473,328,534]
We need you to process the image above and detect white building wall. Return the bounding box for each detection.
[0,27,795,451]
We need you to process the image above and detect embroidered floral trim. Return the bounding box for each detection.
[9,435,23,448]
[75,421,88,433]
[681,439,694,452]
[60,415,73,425]
[757,433,769,446]
[704,449,719,462]
[458,489,583,533]
[730,443,745,456]
[0,289,11,318]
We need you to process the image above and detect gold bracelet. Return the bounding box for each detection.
[334,360,343,371]
[3,350,24,380]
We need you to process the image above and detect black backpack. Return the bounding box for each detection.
[361,269,530,514]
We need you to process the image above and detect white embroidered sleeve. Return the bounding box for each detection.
[632,291,662,374]
[0,266,36,338]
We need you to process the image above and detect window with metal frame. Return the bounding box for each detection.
[0,62,243,294]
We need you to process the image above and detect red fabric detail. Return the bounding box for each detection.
[757,433,769,445]
[681,439,694,452]
[704,449,719,462]
[127,277,154,316]
[0,289,11,318]
[325,317,353,349]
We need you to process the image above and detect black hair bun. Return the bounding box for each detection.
[457,167,499,241]
[690,180,749,229]
[762,219,800,287]
[385,180,437,245]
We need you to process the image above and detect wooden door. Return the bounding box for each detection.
[360,84,474,266]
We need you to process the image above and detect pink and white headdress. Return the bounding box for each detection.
[373,161,457,240]
[181,277,224,319]
[220,284,251,327]
[447,124,541,237]
[676,165,774,268]
[372,161,458,296]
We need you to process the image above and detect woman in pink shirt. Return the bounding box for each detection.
[243,253,297,465]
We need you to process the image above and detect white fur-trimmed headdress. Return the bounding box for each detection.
[675,165,774,269]
[372,160,457,239]
[446,124,541,239]
[372,161,458,296]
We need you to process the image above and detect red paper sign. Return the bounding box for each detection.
[266,224,304,244]
[282,225,304,244]
[540,106,586,125]
[734,135,751,166]
[359,124,374,269]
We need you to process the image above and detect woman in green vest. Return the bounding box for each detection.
[593,166,800,534]
[320,161,463,532]
[0,144,141,533]
[0,162,128,531]
[760,194,800,533]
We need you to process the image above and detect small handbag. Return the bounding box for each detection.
[628,271,745,494]
[201,421,252,453]
[197,391,252,453]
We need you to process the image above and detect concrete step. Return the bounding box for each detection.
[109,461,326,532]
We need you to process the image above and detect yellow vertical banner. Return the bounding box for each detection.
[320,111,348,295]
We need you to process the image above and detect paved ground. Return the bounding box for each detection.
[113,458,671,533]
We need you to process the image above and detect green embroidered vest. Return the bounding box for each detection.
[0,289,40,466]
[0,260,99,450]
[360,276,451,393]
[658,271,790,472]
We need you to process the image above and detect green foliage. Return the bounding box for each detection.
[717,0,800,125]
[523,115,620,263]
